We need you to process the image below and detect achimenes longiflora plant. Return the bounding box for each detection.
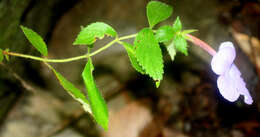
[0,1,253,130]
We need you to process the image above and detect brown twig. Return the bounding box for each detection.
[0,62,36,94]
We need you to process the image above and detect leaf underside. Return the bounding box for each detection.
[166,41,176,61]
[82,59,109,130]
[51,68,92,114]
[134,28,164,81]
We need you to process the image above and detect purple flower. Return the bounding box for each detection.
[211,42,253,104]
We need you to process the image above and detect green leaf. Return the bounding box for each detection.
[82,59,109,130]
[182,34,193,41]
[121,42,145,74]
[51,68,92,114]
[181,29,198,41]
[4,49,9,61]
[172,17,182,33]
[0,49,3,62]
[166,41,176,61]
[173,35,188,55]
[73,22,117,46]
[20,26,48,56]
[147,1,173,28]
[155,25,175,42]
[134,28,164,81]
[156,81,161,88]
[182,29,197,35]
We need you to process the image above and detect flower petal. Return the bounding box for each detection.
[211,42,236,75]
[229,65,253,104]
[217,71,240,102]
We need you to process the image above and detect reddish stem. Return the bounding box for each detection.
[186,34,216,56]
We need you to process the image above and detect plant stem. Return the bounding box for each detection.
[186,34,216,56]
[2,32,215,63]
[4,51,89,63]
[3,33,137,63]
[88,33,136,57]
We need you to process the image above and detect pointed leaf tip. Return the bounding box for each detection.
[20,26,48,56]
[182,29,198,35]
[165,41,176,61]
[82,59,109,130]
[50,67,92,114]
[156,81,161,88]
[173,17,182,33]
[174,35,188,55]
[73,22,117,46]
[147,1,173,28]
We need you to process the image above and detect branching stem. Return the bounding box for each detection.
[2,33,215,63]
[3,33,137,63]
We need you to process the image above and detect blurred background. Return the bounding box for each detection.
[0,0,260,137]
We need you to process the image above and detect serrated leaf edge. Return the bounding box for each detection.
[121,42,146,74]
[135,45,164,81]
[134,28,164,81]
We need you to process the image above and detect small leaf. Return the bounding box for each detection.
[0,49,3,62]
[156,81,161,88]
[121,42,145,74]
[172,17,182,33]
[4,49,9,61]
[155,25,175,42]
[166,41,176,61]
[182,34,193,41]
[73,22,117,46]
[147,1,173,28]
[182,29,198,41]
[174,35,188,55]
[82,59,109,130]
[134,28,164,81]
[182,29,197,35]
[51,67,92,114]
[20,26,48,56]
